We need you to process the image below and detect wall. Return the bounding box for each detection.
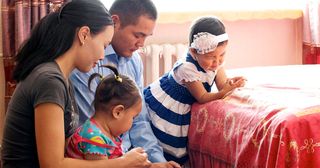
[145,14,303,69]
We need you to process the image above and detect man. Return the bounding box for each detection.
[70,0,180,167]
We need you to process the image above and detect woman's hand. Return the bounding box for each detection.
[150,161,181,168]
[167,161,181,168]
[122,147,151,168]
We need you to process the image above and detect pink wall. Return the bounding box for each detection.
[146,18,303,69]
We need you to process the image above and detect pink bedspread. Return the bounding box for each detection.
[188,65,320,168]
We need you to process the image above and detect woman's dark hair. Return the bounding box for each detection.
[110,0,157,27]
[189,16,227,46]
[13,0,113,82]
[88,65,141,112]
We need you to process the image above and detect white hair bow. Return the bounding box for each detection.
[190,32,228,54]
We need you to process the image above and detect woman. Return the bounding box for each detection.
[1,0,150,167]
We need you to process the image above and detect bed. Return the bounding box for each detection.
[188,65,320,168]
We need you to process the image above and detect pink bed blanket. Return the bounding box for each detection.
[189,83,320,168]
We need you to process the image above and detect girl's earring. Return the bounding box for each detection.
[81,41,84,46]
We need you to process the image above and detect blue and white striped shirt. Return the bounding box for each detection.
[144,53,214,164]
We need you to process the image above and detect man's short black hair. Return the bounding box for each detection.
[110,0,157,27]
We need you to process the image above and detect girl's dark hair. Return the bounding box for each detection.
[88,65,141,112]
[13,0,113,82]
[110,0,157,27]
[189,16,227,46]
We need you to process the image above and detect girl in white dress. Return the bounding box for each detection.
[144,16,246,165]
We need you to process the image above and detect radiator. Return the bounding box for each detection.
[139,43,188,86]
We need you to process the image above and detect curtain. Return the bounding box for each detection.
[303,0,320,64]
[1,0,65,112]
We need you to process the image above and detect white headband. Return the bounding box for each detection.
[190,32,228,54]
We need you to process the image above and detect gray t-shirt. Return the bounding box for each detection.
[1,62,79,168]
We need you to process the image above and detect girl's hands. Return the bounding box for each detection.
[221,76,246,97]
[228,76,247,87]
[122,147,151,168]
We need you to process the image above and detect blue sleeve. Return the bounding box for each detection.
[128,53,167,163]
[70,69,96,125]
[129,99,167,163]
[135,55,144,92]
